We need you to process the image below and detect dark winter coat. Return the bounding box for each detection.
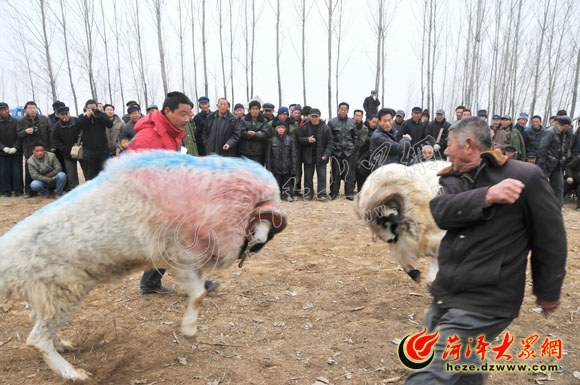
[297,121,333,165]
[514,123,526,136]
[565,155,580,184]
[51,117,80,160]
[16,114,52,157]
[0,115,22,156]
[353,121,369,162]
[538,126,572,176]
[193,111,209,155]
[266,132,297,175]
[363,96,380,119]
[369,128,410,170]
[523,126,546,155]
[203,110,241,157]
[425,118,451,155]
[328,116,356,157]
[430,150,566,319]
[76,112,114,151]
[121,119,139,141]
[397,118,427,147]
[238,113,268,157]
[357,121,376,167]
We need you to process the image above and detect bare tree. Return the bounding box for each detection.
[250,0,257,98]
[466,0,484,110]
[39,0,57,102]
[529,0,550,117]
[294,0,313,105]
[202,0,209,96]
[217,0,228,98]
[570,39,580,118]
[56,0,79,115]
[76,0,98,100]
[188,0,199,103]
[152,0,169,95]
[96,0,114,103]
[274,0,282,106]
[320,0,339,118]
[334,0,345,109]
[130,0,149,106]
[228,0,235,105]
[112,0,126,109]
[175,0,186,92]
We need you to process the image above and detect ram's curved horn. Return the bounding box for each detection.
[361,186,405,223]
[246,201,288,236]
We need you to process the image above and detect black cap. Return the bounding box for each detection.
[412,106,422,113]
[302,106,312,116]
[505,146,516,152]
[56,106,69,114]
[477,109,488,117]
[275,120,288,129]
[310,108,321,116]
[527,153,537,159]
[557,116,572,125]
[0,102,8,109]
[263,103,275,111]
[126,100,138,107]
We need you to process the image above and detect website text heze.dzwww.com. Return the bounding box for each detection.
[446,362,559,373]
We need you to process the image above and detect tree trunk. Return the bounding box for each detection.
[529,0,550,117]
[420,0,427,108]
[335,0,343,110]
[301,0,308,105]
[58,0,79,115]
[326,0,335,119]
[189,0,199,104]
[202,0,209,97]
[509,0,523,116]
[178,0,186,92]
[39,0,57,102]
[218,0,227,99]
[250,0,256,98]
[98,0,113,103]
[155,0,168,96]
[112,0,125,110]
[134,0,149,106]
[275,0,282,107]
[570,42,580,118]
[229,0,235,105]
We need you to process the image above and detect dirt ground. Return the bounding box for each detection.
[0,192,579,385]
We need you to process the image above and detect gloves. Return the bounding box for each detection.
[8,147,17,154]
[2,147,9,154]
[433,144,441,152]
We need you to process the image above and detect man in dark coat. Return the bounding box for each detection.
[356,115,378,191]
[238,100,268,165]
[121,105,142,141]
[538,116,572,207]
[203,98,241,157]
[266,120,297,201]
[51,105,81,190]
[297,108,333,200]
[0,102,23,197]
[362,90,380,121]
[193,96,210,155]
[565,153,580,210]
[405,117,566,385]
[369,108,411,170]
[425,109,451,159]
[397,106,427,164]
[514,112,528,135]
[328,102,356,200]
[75,99,114,181]
[16,101,52,197]
[524,115,546,156]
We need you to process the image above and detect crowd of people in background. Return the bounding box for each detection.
[0,90,579,210]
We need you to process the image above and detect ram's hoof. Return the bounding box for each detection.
[408,269,421,282]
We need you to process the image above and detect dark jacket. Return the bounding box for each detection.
[297,121,333,165]
[203,110,241,157]
[27,151,63,184]
[538,126,571,176]
[357,121,376,167]
[430,150,566,319]
[425,118,451,156]
[369,128,410,170]
[16,114,52,157]
[238,113,268,157]
[328,116,356,157]
[397,118,427,147]
[76,112,114,151]
[514,123,526,135]
[193,111,209,155]
[51,117,80,160]
[121,119,139,141]
[363,96,380,118]
[565,155,580,184]
[353,121,369,161]
[266,131,297,175]
[0,115,22,156]
[523,126,546,155]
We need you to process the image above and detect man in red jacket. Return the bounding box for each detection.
[131,91,220,294]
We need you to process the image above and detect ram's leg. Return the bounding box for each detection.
[403,264,421,282]
[175,269,207,337]
[27,317,91,380]
[425,257,439,286]
[53,335,75,353]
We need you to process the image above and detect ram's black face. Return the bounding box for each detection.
[373,208,401,243]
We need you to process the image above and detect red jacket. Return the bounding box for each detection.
[129,111,186,151]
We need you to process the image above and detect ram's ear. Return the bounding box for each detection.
[363,187,404,223]
[246,201,288,236]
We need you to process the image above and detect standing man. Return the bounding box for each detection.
[16,101,51,198]
[262,103,276,123]
[514,112,528,135]
[392,109,405,135]
[51,105,81,190]
[363,90,380,121]
[352,109,368,191]
[76,100,114,180]
[405,117,566,385]
[491,114,501,130]
[454,105,465,122]
[0,102,23,198]
[203,98,241,157]
[538,116,572,208]
[397,106,427,164]
[370,108,411,170]
[426,109,451,159]
[233,103,245,118]
[121,105,142,142]
[104,104,125,157]
[477,109,488,121]
[238,100,268,165]
[328,102,356,200]
[493,115,526,161]
[461,108,472,119]
[356,115,379,190]
[524,115,546,156]
[193,96,210,155]
[131,91,220,294]
[297,108,333,200]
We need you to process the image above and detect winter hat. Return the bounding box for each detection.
[411,106,422,113]
[477,109,488,117]
[263,103,275,111]
[293,104,302,112]
[395,109,405,117]
[278,107,289,115]
[275,120,288,129]
[0,102,8,109]
[436,109,445,115]
[56,106,69,114]
[127,105,140,114]
[234,103,244,110]
[309,108,321,116]
[198,96,210,103]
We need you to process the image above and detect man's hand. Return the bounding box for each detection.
[433,143,441,152]
[567,177,574,185]
[25,128,34,135]
[308,136,316,143]
[52,176,56,181]
[248,130,255,136]
[536,298,561,317]
[223,144,230,151]
[402,134,412,140]
[485,178,525,205]
[321,156,327,161]
[85,109,94,118]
